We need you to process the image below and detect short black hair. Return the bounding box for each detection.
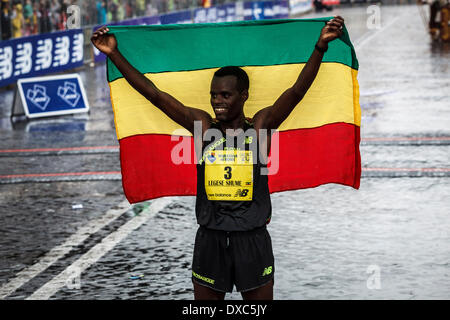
[214,66,249,93]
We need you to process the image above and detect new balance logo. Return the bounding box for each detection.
[234,189,249,197]
[262,266,272,276]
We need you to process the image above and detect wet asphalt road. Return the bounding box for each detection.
[0,4,449,300]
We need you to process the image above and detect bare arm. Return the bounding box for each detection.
[91,26,211,134]
[253,16,345,131]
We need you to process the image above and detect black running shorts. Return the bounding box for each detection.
[191,225,275,293]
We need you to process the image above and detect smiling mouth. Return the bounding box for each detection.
[214,107,227,113]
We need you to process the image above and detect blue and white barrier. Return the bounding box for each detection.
[0,29,84,88]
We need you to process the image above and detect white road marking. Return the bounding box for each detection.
[26,197,174,300]
[0,200,132,299]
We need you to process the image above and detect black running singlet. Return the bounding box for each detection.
[195,119,272,231]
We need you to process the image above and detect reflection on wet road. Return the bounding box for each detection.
[0,4,449,300]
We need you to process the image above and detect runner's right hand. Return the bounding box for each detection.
[91,26,117,56]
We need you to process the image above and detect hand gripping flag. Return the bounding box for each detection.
[106,18,361,204]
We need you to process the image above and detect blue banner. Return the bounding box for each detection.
[244,1,265,20]
[194,3,239,23]
[194,1,289,23]
[273,0,290,18]
[0,29,84,88]
[289,0,312,15]
[159,10,192,25]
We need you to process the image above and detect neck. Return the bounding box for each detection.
[219,113,246,134]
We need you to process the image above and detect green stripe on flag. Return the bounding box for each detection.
[106,18,359,82]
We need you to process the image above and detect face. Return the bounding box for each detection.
[210,75,248,122]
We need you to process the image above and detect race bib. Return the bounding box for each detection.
[204,150,253,201]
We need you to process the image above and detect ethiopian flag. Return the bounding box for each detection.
[106,18,361,204]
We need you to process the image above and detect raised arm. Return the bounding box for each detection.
[91,26,211,134]
[253,16,345,131]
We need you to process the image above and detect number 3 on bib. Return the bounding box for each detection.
[224,166,232,179]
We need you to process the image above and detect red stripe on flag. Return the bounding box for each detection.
[119,134,197,203]
[119,122,360,203]
[268,122,360,193]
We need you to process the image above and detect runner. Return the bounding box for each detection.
[91,15,345,300]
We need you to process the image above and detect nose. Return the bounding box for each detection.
[212,95,222,105]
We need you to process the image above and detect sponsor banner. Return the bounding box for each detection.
[0,29,84,88]
[244,1,264,20]
[265,0,290,19]
[244,1,289,21]
[223,3,238,22]
[14,73,89,119]
[159,10,192,24]
[193,6,219,23]
[289,0,312,15]
[193,3,237,23]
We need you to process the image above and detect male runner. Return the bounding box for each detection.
[91,16,345,300]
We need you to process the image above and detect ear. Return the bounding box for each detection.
[241,90,249,102]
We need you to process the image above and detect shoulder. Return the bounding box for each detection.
[250,106,272,131]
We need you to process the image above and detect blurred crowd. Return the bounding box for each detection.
[0,0,232,40]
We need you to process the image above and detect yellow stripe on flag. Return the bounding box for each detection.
[109,63,360,140]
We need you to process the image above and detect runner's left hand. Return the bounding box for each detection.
[318,16,345,47]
